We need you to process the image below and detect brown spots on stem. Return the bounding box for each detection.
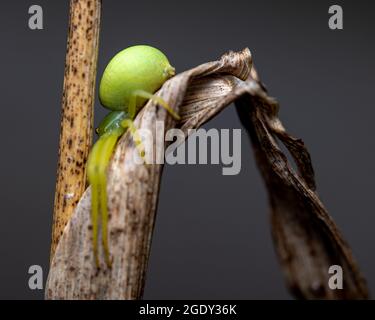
[67,138,73,149]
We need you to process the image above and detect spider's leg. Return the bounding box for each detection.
[87,137,106,267]
[97,133,119,267]
[121,118,145,158]
[132,89,180,120]
[122,90,180,159]
[87,131,121,267]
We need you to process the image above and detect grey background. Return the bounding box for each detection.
[0,0,374,299]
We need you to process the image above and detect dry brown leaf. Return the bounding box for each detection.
[46,48,368,300]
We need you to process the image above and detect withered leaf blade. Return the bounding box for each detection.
[46,48,368,300]
[236,72,368,299]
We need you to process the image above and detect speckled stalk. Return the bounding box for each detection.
[50,0,102,260]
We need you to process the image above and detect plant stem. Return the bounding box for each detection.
[50,0,102,260]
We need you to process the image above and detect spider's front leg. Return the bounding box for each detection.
[87,112,126,267]
[127,89,180,121]
[121,89,181,157]
[120,89,181,160]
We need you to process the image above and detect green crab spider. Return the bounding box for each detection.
[86,45,179,267]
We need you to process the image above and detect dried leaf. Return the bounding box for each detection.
[46,48,368,300]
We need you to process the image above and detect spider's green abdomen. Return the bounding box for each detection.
[99,45,175,112]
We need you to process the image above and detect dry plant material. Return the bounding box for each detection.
[51,0,101,259]
[235,72,368,299]
[46,48,368,300]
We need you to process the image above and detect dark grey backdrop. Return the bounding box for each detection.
[0,0,374,299]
